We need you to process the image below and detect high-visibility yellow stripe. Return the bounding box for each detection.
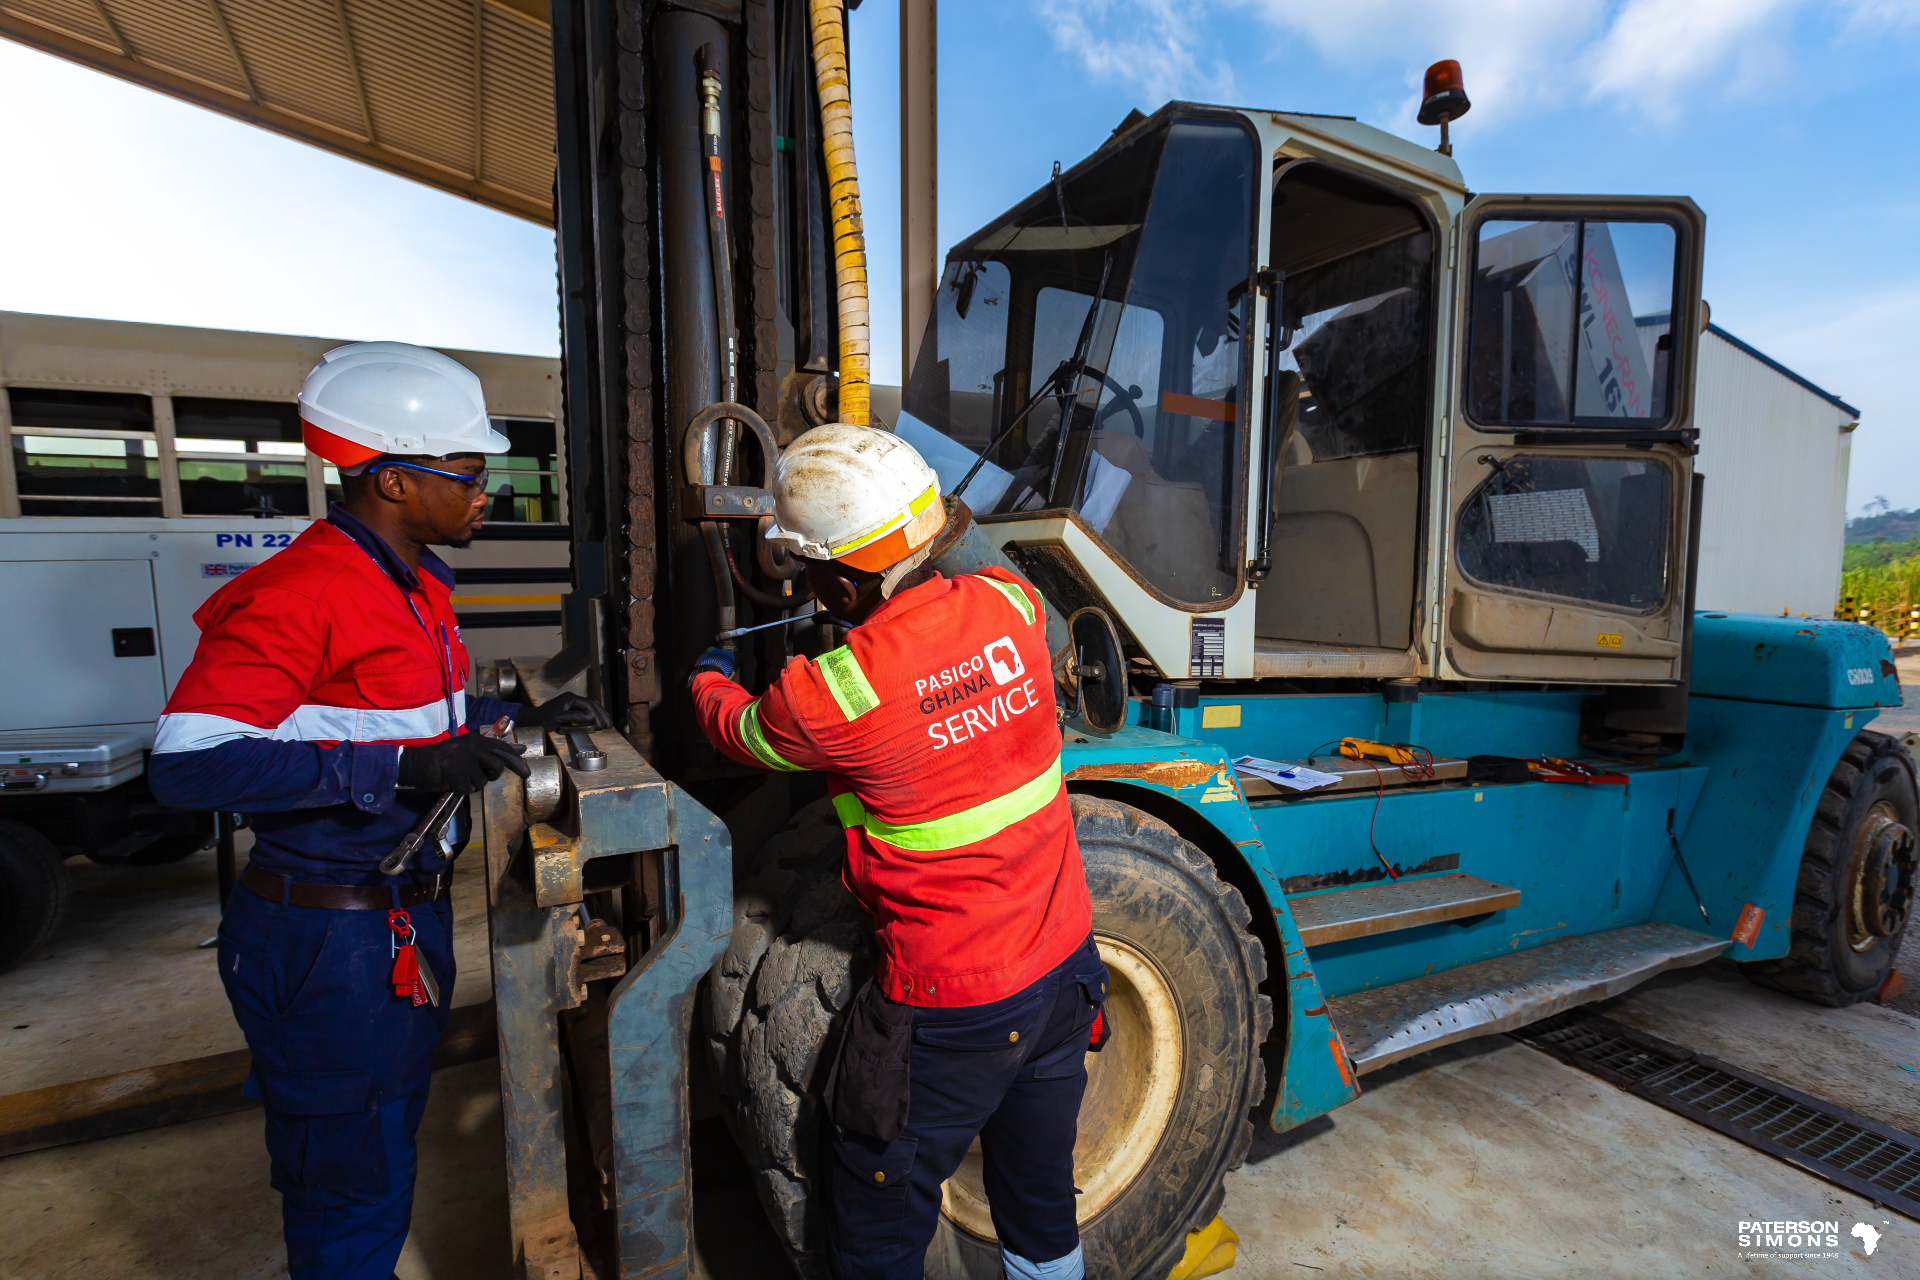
[817,645,881,720]
[829,482,940,557]
[831,759,1063,851]
[739,702,803,771]
[983,577,1036,626]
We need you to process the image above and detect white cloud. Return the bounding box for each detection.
[1838,0,1920,33]
[1585,0,1801,119]
[1035,0,1238,104]
[1229,0,1865,131]
[1231,0,1606,127]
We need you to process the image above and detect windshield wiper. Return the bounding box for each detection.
[952,251,1114,505]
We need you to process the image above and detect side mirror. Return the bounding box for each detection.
[1067,607,1128,735]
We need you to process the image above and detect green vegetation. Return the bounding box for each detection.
[1844,537,1920,572]
[1839,546,1920,639]
[1838,503,1920,636]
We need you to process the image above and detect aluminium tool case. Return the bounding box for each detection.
[0,729,146,794]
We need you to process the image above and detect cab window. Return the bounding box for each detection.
[1467,219,1680,427]
[898,115,1258,605]
[1454,455,1671,610]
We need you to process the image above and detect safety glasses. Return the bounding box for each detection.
[373,460,492,491]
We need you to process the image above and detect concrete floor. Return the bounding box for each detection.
[1219,962,1917,1278]
[3,846,1915,1277]
[1,839,493,1098]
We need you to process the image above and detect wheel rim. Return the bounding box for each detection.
[939,934,1184,1240]
[1847,801,1915,951]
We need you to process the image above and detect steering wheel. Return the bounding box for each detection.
[1079,367,1147,437]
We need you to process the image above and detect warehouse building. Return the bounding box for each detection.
[1640,313,1859,618]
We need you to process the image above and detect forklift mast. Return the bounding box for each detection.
[549,0,838,773]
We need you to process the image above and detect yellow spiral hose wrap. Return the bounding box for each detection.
[807,0,870,427]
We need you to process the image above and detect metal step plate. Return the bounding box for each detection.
[1329,923,1730,1075]
[1237,754,1467,799]
[1289,873,1521,948]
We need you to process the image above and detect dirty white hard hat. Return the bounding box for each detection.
[764,423,946,573]
[298,341,509,467]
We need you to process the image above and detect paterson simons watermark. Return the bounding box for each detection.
[1736,1219,1888,1261]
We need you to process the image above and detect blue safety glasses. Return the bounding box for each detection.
[371,460,492,491]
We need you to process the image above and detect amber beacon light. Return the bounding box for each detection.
[1418,59,1471,156]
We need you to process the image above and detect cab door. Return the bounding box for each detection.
[1436,196,1706,683]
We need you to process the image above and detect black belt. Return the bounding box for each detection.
[241,862,449,910]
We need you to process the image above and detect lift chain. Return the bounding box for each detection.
[745,0,783,428]
[615,0,660,756]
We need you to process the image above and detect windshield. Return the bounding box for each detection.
[899,117,1258,605]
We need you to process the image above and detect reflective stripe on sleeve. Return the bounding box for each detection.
[983,577,1036,627]
[738,702,803,771]
[152,693,465,752]
[831,758,1063,851]
[817,646,881,721]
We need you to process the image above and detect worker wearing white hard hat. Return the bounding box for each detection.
[690,423,1102,1280]
[149,340,607,1279]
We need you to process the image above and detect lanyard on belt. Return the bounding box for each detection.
[397,594,460,739]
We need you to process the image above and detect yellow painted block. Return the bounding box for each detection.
[1168,1216,1238,1280]
[1201,704,1242,729]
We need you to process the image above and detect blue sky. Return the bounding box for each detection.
[1,0,1915,511]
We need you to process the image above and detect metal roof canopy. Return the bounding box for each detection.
[0,0,556,225]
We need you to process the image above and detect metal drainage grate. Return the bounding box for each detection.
[1513,1010,1920,1220]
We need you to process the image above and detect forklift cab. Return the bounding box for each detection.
[896,102,1704,689]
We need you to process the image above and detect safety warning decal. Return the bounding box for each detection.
[1189,618,1225,678]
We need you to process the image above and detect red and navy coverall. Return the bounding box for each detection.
[693,567,1104,1280]
[149,504,517,1280]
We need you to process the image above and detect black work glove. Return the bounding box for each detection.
[515,691,612,731]
[397,734,530,793]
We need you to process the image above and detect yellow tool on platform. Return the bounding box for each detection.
[1168,1216,1239,1279]
[1339,737,1417,766]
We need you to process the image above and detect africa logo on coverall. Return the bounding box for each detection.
[985,636,1024,684]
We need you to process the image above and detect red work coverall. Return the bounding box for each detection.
[692,567,1091,1007]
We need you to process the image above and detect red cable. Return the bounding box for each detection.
[1365,761,1398,879]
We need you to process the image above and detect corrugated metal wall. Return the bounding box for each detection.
[1675,326,1857,617]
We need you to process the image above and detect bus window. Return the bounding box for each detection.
[9,389,162,517]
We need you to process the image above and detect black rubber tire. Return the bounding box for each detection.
[704,798,863,1278]
[1742,729,1917,1006]
[0,818,70,974]
[703,793,1272,1279]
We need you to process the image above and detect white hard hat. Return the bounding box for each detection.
[298,341,509,467]
[765,423,946,573]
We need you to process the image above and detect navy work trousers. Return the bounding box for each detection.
[218,882,454,1280]
[827,934,1109,1280]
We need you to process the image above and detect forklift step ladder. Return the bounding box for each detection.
[1327,923,1730,1073]
[1287,873,1520,947]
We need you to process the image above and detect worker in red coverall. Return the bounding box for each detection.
[149,342,608,1280]
[688,423,1107,1280]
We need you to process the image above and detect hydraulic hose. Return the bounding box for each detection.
[701,521,740,645]
[696,45,741,483]
[807,0,870,427]
[693,45,741,646]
